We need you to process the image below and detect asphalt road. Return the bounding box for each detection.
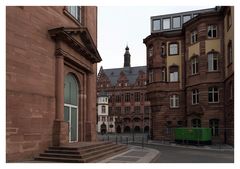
[143,144,234,163]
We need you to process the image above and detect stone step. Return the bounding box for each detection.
[35,142,128,163]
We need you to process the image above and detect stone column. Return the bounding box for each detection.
[53,54,68,146]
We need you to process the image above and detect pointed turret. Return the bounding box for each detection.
[124,45,131,67]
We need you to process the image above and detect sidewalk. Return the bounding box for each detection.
[147,140,234,151]
[97,145,160,163]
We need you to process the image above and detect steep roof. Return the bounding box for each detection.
[102,66,146,85]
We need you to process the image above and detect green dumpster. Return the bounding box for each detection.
[174,128,212,145]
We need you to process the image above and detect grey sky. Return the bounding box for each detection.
[97,6,213,72]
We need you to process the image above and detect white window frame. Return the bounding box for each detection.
[192,89,199,105]
[191,57,198,75]
[207,25,217,38]
[102,105,106,114]
[170,71,178,82]
[191,30,198,44]
[170,95,179,108]
[169,43,178,55]
[208,53,219,71]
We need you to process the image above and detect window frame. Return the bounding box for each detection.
[191,30,198,44]
[168,42,179,56]
[172,16,181,29]
[169,65,179,82]
[207,25,217,38]
[208,87,219,103]
[191,57,199,75]
[162,18,171,30]
[208,52,219,72]
[152,19,161,31]
[170,94,180,108]
[64,6,82,24]
[192,89,199,105]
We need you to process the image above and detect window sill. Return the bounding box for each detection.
[63,9,82,27]
[207,70,220,73]
[170,107,180,109]
[189,73,200,77]
[208,102,220,104]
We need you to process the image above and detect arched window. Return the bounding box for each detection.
[64,73,79,142]
[169,65,179,82]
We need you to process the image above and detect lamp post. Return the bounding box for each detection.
[132,112,135,142]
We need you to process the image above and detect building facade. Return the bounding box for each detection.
[96,91,116,133]
[6,6,101,162]
[143,6,234,145]
[97,47,151,134]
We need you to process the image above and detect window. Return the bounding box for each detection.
[192,89,199,105]
[134,106,140,114]
[161,43,166,57]
[148,46,153,57]
[153,19,161,31]
[207,25,217,38]
[148,70,153,83]
[163,18,170,30]
[208,53,219,71]
[173,16,181,28]
[145,94,149,101]
[67,6,81,22]
[109,107,112,114]
[134,92,140,102]
[169,66,179,82]
[115,95,121,103]
[102,106,106,113]
[125,93,130,102]
[191,57,198,75]
[208,87,219,103]
[102,116,106,122]
[209,119,219,136]
[228,41,233,65]
[125,107,131,114]
[191,30,198,44]
[169,43,179,55]
[170,95,179,108]
[183,15,191,23]
[191,119,201,127]
[144,106,150,113]
[115,107,121,114]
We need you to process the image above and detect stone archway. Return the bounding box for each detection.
[124,126,131,133]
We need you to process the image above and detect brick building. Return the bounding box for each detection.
[6,6,101,162]
[97,46,151,134]
[143,6,234,145]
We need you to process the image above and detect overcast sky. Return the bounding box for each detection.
[97,6,214,72]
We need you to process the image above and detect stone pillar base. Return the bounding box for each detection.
[52,120,69,146]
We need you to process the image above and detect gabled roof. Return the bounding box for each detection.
[48,27,102,63]
[101,66,146,85]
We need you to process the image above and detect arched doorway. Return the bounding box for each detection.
[144,126,149,133]
[116,125,121,133]
[64,74,79,142]
[124,126,131,133]
[134,126,140,133]
[101,123,107,134]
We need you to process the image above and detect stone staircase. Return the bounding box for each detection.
[34,142,128,163]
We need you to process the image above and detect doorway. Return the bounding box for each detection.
[64,74,79,142]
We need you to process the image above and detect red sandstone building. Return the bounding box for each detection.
[143,6,234,145]
[97,46,151,134]
[6,6,101,162]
